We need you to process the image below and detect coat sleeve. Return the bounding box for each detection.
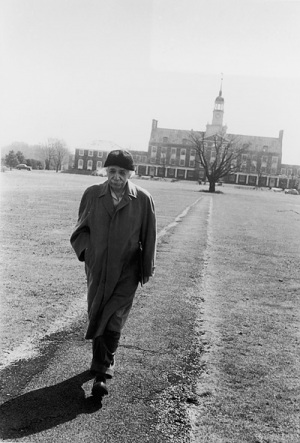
[70,188,91,262]
[140,193,157,282]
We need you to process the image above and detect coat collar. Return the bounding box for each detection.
[98,180,137,217]
[98,180,137,199]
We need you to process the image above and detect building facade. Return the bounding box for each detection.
[72,89,299,189]
[146,88,288,187]
[73,140,123,173]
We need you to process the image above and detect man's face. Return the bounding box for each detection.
[107,166,131,192]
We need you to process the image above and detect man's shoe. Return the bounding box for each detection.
[92,376,108,398]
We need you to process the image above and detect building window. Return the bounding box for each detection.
[98,151,103,158]
[79,149,84,156]
[78,159,83,169]
[160,154,166,164]
[142,156,147,163]
[250,159,257,172]
[281,168,287,175]
[189,149,196,167]
[87,160,93,170]
[182,138,188,145]
[238,174,247,184]
[96,161,102,169]
[179,148,186,166]
[287,168,293,177]
[261,156,268,167]
[210,149,216,163]
[150,157,156,164]
[88,150,93,157]
[163,137,168,143]
[297,168,300,177]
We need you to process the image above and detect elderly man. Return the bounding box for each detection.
[70,149,156,399]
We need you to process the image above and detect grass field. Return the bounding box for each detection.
[1,170,300,441]
[0,171,201,364]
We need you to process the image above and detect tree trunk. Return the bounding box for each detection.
[209,181,216,192]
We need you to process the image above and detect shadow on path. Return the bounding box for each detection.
[0,371,101,440]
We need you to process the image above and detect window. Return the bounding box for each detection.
[287,168,293,177]
[168,168,175,177]
[210,149,216,163]
[96,161,102,169]
[261,156,268,166]
[250,160,257,173]
[241,154,248,163]
[87,160,93,170]
[170,147,177,165]
[79,149,84,156]
[142,156,147,163]
[281,168,287,175]
[297,169,300,177]
[179,148,186,166]
[98,151,103,158]
[163,137,168,143]
[88,150,93,157]
[189,149,196,167]
[78,159,83,169]
[182,138,188,145]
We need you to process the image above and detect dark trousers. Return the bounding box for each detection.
[92,331,121,378]
[90,300,133,378]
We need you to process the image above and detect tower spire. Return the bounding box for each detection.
[219,72,223,97]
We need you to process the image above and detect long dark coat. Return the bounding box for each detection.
[70,180,156,339]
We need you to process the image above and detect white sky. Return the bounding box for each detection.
[1,0,300,164]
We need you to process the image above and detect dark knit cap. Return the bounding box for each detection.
[104,149,135,171]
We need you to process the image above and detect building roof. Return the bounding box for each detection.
[150,127,203,144]
[150,125,282,154]
[76,140,124,152]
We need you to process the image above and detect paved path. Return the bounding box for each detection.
[0,194,212,443]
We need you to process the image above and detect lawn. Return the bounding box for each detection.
[0,171,201,363]
[1,171,299,442]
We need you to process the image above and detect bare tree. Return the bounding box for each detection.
[39,141,56,170]
[189,132,248,192]
[50,138,69,172]
[39,138,70,171]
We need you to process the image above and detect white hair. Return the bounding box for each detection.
[102,167,135,178]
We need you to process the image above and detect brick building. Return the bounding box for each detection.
[72,87,299,189]
[146,87,287,187]
[73,140,123,173]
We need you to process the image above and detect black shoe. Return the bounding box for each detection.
[92,376,108,398]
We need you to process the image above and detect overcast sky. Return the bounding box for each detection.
[1,0,300,164]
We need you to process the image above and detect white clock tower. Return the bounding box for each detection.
[206,78,226,136]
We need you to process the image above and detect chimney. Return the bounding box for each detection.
[152,119,158,130]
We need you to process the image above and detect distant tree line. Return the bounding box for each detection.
[2,139,71,172]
